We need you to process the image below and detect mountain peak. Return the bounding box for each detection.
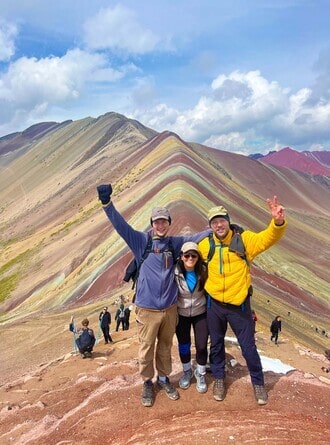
[260,147,330,176]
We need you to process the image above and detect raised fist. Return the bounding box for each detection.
[97,184,112,205]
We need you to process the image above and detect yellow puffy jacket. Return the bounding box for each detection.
[198,219,287,306]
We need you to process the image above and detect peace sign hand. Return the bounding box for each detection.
[266,196,285,225]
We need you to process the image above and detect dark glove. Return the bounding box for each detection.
[97,184,112,205]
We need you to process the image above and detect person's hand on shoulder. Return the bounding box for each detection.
[97,184,112,205]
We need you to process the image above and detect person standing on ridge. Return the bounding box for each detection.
[174,242,209,393]
[124,305,132,330]
[198,196,286,405]
[99,306,113,344]
[270,315,282,345]
[115,303,126,331]
[97,183,210,407]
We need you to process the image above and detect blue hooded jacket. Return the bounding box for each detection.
[103,202,210,310]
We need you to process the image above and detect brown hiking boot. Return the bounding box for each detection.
[253,384,268,405]
[157,377,179,400]
[141,380,154,407]
[213,378,226,401]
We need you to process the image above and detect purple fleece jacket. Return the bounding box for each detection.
[103,202,210,310]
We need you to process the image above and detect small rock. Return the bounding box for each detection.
[319,376,330,385]
[304,372,315,379]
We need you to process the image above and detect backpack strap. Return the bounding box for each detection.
[206,232,215,264]
[132,233,153,289]
[228,230,249,267]
[206,225,249,267]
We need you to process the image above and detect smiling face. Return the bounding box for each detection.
[152,218,170,237]
[210,217,230,240]
[181,250,199,271]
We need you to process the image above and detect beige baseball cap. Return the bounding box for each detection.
[181,242,200,254]
[207,206,230,223]
[151,206,171,222]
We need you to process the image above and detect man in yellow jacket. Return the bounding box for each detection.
[198,196,286,405]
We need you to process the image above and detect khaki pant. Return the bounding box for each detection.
[135,304,178,381]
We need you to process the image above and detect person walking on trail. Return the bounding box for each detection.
[270,316,282,345]
[174,242,209,393]
[124,305,132,330]
[99,306,113,344]
[115,303,126,331]
[97,183,210,408]
[198,195,287,406]
[69,317,96,358]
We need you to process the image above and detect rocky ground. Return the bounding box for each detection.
[1,316,330,445]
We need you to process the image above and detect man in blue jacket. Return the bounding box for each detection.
[97,184,210,407]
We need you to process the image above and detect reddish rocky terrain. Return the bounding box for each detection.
[1,311,330,445]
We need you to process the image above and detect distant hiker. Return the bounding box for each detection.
[325,349,330,361]
[174,242,209,393]
[251,310,258,333]
[198,195,287,405]
[69,317,96,358]
[270,316,282,345]
[97,183,210,407]
[115,303,126,331]
[99,306,113,344]
[124,305,132,330]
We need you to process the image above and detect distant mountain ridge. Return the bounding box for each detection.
[3,121,330,176]
[250,146,330,176]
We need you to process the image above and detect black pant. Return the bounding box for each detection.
[207,296,263,385]
[176,312,208,366]
[271,332,279,344]
[116,319,125,331]
[101,325,113,343]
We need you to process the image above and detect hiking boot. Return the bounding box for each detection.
[213,378,226,401]
[194,369,207,393]
[157,377,179,400]
[179,369,193,389]
[253,385,268,405]
[141,380,154,407]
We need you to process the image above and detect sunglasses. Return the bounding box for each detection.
[183,253,198,259]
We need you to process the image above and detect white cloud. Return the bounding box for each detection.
[133,70,330,153]
[0,48,130,134]
[0,19,17,61]
[0,2,329,153]
[204,132,246,153]
[131,77,158,107]
[131,103,180,131]
[83,5,160,54]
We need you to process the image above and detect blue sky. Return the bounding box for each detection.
[0,0,329,154]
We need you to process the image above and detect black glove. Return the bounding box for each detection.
[97,184,112,205]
